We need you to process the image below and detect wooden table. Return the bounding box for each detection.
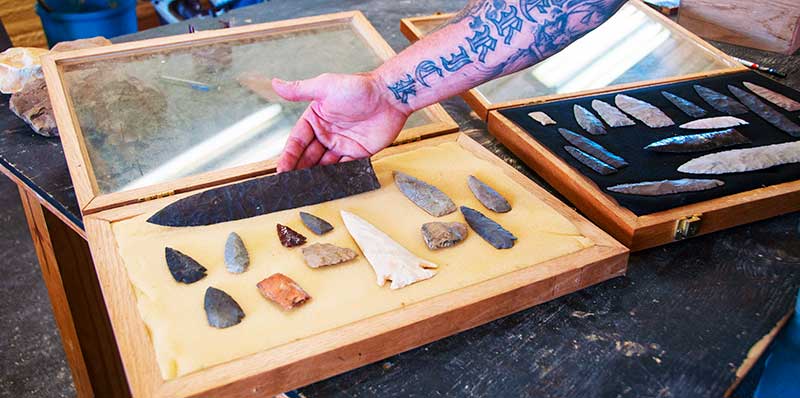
[1,1,798,397]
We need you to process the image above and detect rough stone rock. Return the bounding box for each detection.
[9,77,58,137]
[204,287,245,328]
[301,243,358,268]
[257,273,311,310]
[224,232,249,273]
[0,47,48,94]
[50,36,112,52]
[277,224,306,247]
[421,222,468,250]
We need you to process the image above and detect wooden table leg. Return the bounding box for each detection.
[18,187,130,398]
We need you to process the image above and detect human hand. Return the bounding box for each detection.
[272,72,411,172]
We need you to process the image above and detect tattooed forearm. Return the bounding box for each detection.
[381,0,626,106]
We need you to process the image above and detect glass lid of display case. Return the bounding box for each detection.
[46,12,456,212]
[403,1,741,113]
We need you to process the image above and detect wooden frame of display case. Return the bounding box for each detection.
[487,109,800,251]
[399,0,747,120]
[81,133,628,397]
[42,11,458,216]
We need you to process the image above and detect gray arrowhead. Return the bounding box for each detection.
[204,287,245,328]
[467,175,511,213]
[460,206,517,249]
[394,171,456,217]
[299,211,334,235]
[421,222,468,250]
[224,232,249,274]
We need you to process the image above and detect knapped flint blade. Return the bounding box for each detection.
[679,116,748,130]
[743,82,800,112]
[677,141,800,174]
[614,94,674,128]
[728,85,800,137]
[643,129,750,153]
[607,179,724,196]
[574,104,607,135]
[590,100,635,127]
[564,146,617,175]
[661,91,707,118]
[693,85,748,115]
[460,206,516,249]
[147,159,381,227]
[558,128,628,168]
[393,171,456,217]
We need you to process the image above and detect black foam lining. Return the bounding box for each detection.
[498,71,800,216]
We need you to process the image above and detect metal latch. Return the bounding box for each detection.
[674,214,702,240]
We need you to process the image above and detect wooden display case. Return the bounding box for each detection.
[42,11,458,216]
[400,0,746,120]
[41,11,629,397]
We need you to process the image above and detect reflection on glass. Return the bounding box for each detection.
[62,23,433,194]
[413,2,737,104]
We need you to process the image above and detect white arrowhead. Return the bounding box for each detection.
[340,210,437,289]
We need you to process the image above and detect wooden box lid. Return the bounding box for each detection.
[400,0,745,120]
[41,11,458,216]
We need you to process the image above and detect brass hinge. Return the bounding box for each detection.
[674,214,702,240]
[140,190,175,202]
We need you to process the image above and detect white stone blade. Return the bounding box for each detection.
[340,211,437,289]
[678,141,800,174]
[614,94,674,128]
[591,100,635,127]
[679,116,749,130]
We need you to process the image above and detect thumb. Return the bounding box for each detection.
[272,76,325,102]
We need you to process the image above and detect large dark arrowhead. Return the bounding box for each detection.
[147,159,381,227]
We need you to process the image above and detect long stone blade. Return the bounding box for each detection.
[614,94,674,128]
[558,128,628,168]
[678,141,800,174]
[564,146,617,175]
[607,179,724,196]
[661,91,707,118]
[643,129,750,153]
[147,159,381,227]
[591,100,635,127]
[693,85,748,115]
[679,116,749,130]
[574,104,607,135]
[743,82,800,112]
[341,210,437,290]
[394,171,456,217]
[728,85,800,137]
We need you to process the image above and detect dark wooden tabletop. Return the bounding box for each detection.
[0,1,798,397]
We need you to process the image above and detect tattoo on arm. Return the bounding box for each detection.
[386,0,626,104]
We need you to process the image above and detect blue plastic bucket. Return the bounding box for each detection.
[36,0,137,47]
